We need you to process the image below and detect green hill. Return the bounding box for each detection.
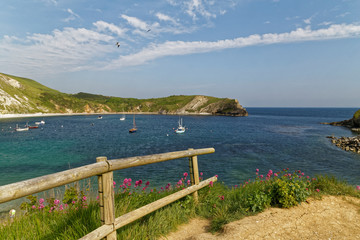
[0,73,248,116]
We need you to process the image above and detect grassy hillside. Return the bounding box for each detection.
[0,73,248,116]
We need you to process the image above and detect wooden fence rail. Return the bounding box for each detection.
[0,147,216,240]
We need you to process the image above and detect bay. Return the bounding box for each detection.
[1,108,360,210]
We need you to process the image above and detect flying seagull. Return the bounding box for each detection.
[116,42,120,48]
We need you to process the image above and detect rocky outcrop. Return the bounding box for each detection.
[174,96,248,116]
[328,136,360,154]
[323,109,360,132]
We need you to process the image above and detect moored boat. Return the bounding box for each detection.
[129,114,137,133]
[175,117,185,134]
[15,124,29,132]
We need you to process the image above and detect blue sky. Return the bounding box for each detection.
[0,0,359,107]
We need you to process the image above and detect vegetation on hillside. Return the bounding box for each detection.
[1,169,359,239]
[1,73,247,115]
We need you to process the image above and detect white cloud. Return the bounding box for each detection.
[121,14,148,31]
[156,13,178,25]
[186,0,216,20]
[304,17,312,25]
[93,21,127,37]
[63,8,80,22]
[105,24,360,69]
[1,23,360,77]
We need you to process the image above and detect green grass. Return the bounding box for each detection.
[1,170,359,239]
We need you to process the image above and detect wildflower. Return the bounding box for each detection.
[219,195,224,201]
[72,201,76,204]
[39,204,45,210]
[59,205,64,211]
[165,183,171,190]
[357,186,360,191]
[183,172,188,178]
[274,173,278,177]
[260,175,263,179]
[113,181,116,187]
[215,175,218,178]
[187,180,191,185]
[54,199,60,205]
[145,181,150,186]
[256,168,259,172]
[234,185,238,188]
[96,196,99,200]
[316,189,320,192]
[209,181,214,187]
[82,196,87,201]
[39,198,44,204]
[178,180,183,185]
[200,172,203,176]
[32,205,36,209]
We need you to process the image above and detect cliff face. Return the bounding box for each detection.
[0,73,248,117]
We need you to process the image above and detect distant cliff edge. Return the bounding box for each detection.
[0,73,248,117]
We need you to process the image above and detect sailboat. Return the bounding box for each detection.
[129,114,137,133]
[175,117,185,134]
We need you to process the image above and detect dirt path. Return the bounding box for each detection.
[160,196,360,240]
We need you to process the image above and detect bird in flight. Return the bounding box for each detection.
[146,29,151,32]
[116,42,120,48]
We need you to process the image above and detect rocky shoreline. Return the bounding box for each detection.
[327,135,360,154]
[323,109,360,154]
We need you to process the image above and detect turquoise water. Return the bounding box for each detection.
[1,108,360,197]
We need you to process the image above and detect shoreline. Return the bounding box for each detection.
[0,112,213,119]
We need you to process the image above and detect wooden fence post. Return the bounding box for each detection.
[97,157,117,240]
[188,148,199,204]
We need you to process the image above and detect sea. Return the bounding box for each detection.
[1,108,360,212]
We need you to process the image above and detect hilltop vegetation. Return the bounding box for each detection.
[0,73,248,116]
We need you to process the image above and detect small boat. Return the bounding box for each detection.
[98,116,102,119]
[35,120,45,125]
[120,109,126,121]
[175,117,185,134]
[15,124,29,132]
[129,114,137,133]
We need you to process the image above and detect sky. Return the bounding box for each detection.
[0,0,359,107]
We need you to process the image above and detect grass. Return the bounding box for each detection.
[1,170,359,239]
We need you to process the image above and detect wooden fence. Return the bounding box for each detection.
[0,147,216,239]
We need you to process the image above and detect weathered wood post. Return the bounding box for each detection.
[188,148,199,204]
[97,157,117,240]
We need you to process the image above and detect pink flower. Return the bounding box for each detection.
[39,198,44,204]
[96,196,99,200]
[32,205,36,209]
[357,186,360,191]
[260,175,263,178]
[316,189,320,192]
[183,172,188,178]
[145,181,150,186]
[274,173,278,177]
[209,181,214,187]
[187,180,191,185]
[178,180,183,185]
[200,172,203,176]
[219,195,224,201]
[82,196,87,201]
[256,169,259,172]
[215,175,218,178]
[54,199,60,205]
